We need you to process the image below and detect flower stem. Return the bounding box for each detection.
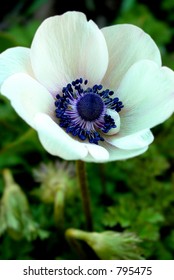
[76,160,93,231]
[54,189,65,228]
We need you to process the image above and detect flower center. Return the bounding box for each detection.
[76,93,104,121]
[55,78,124,144]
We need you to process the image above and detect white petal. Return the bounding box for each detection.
[85,144,109,162]
[117,60,174,136]
[101,24,161,90]
[31,12,108,93]
[0,47,33,87]
[1,73,54,128]
[34,113,88,160]
[105,129,154,150]
[84,143,148,162]
[106,145,148,162]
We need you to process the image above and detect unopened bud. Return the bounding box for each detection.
[0,169,48,240]
[66,228,143,260]
[33,161,76,226]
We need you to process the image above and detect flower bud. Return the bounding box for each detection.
[66,228,143,260]
[0,169,48,240]
[33,161,76,226]
[33,161,76,202]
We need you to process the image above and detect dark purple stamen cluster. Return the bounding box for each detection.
[90,85,124,113]
[55,78,124,144]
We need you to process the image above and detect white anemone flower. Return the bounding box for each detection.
[0,11,174,162]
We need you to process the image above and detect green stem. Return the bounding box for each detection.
[54,189,65,228]
[76,160,93,231]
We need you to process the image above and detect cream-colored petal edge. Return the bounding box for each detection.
[105,129,154,150]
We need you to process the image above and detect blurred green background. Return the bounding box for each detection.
[0,0,174,260]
